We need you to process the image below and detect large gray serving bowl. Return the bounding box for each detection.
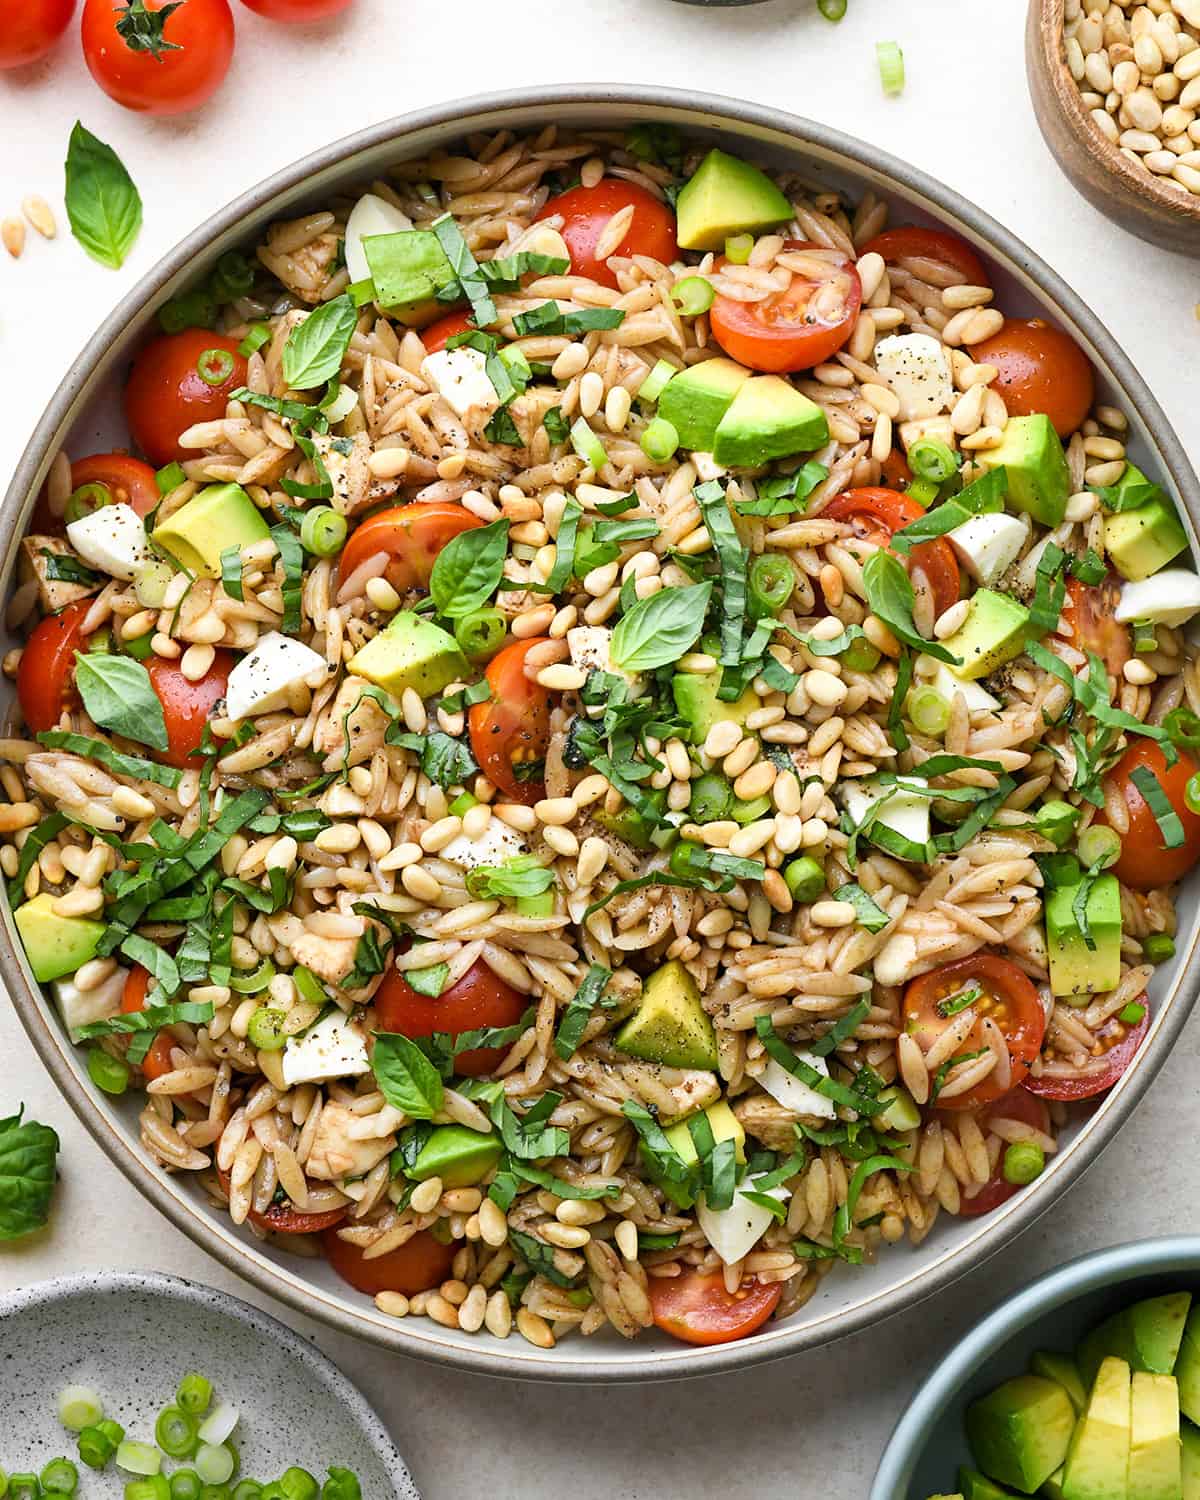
[5,84,1200,1382]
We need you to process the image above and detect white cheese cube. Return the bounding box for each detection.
[929,661,1000,714]
[874,333,954,422]
[899,416,957,454]
[343,193,414,286]
[54,967,127,1039]
[421,348,500,424]
[66,504,152,582]
[946,513,1028,588]
[843,776,931,850]
[691,452,727,483]
[759,1053,837,1120]
[1116,569,1200,629]
[697,1177,791,1266]
[224,631,329,721]
[439,818,528,873]
[281,1009,370,1087]
[567,625,642,702]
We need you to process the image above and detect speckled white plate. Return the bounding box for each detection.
[0,1272,418,1495]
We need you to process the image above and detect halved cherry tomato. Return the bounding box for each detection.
[121,965,176,1082]
[82,0,235,116]
[709,240,862,374]
[239,0,353,18]
[822,486,960,618]
[145,651,235,769]
[879,447,913,490]
[956,1088,1051,1216]
[0,0,75,69]
[970,318,1095,439]
[124,330,248,468]
[535,180,678,290]
[468,637,552,804]
[1062,574,1130,680]
[32,452,162,536]
[860,226,989,288]
[1102,740,1200,891]
[420,310,475,354]
[337,502,481,596]
[322,1225,455,1296]
[649,1271,782,1346]
[903,954,1047,1111]
[215,1164,348,1235]
[1025,1002,1150,1101]
[16,602,91,734]
[375,958,526,1077]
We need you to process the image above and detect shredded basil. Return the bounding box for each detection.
[937,983,983,1018]
[1130,764,1185,848]
[736,462,829,518]
[553,964,612,1059]
[834,883,890,933]
[36,731,181,790]
[431,213,497,329]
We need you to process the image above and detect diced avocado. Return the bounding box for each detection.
[614,958,718,1070]
[347,611,469,700]
[153,482,271,579]
[1046,874,1122,1002]
[1080,1294,1194,1391]
[594,788,669,853]
[979,415,1071,528]
[1043,1469,1068,1500]
[876,1084,922,1133]
[1105,497,1189,584]
[643,1099,745,1209]
[967,1375,1077,1494]
[712,375,830,468]
[673,670,758,743]
[1061,1356,1132,1500]
[1175,1309,1200,1427]
[1128,1371,1182,1500]
[407,1125,502,1188]
[940,589,1031,682]
[956,1469,1019,1500]
[13,892,105,985]
[1032,1351,1089,1416]
[362,230,457,325]
[658,358,751,453]
[1180,1422,1200,1500]
[675,148,794,252]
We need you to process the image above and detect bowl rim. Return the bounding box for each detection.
[870,1234,1200,1499]
[7,81,1200,1383]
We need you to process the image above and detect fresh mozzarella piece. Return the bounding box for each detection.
[281,1009,370,1088]
[53,967,127,1038]
[697,1178,791,1266]
[843,776,931,848]
[874,333,954,422]
[931,662,1000,714]
[946,513,1028,588]
[759,1053,837,1120]
[224,631,329,721]
[1115,569,1200,628]
[567,625,642,701]
[66,504,151,582]
[421,348,500,424]
[343,193,414,285]
[439,818,528,873]
[691,452,727,483]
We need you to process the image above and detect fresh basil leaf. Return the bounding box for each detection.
[64,121,142,270]
[834,883,890,934]
[554,963,612,1059]
[430,518,509,618]
[490,1092,569,1160]
[73,652,168,752]
[861,549,956,664]
[451,1006,535,1056]
[343,926,391,991]
[511,301,625,337]
[386,728,478,789]
[937,983,982,1018]
[611,582,712,672]
[465,855,555,901]
[0,1107,59,1241]
[282,294,357,390]
[371,1032,445,1119]
[36,731,181,790]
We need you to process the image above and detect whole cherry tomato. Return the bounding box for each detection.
[709,241,861,374]
[536,179,678,289]
[375,958,527,1077]
[124,331,247,468]
[1102,740,1200,891]
[82,0,235,115]
[322,1225,454,1296]
[0,0,75,68]
[970,318,1095,439]
[821,486,960,619]
[468,638,552,804]
[649,1271,782,1346]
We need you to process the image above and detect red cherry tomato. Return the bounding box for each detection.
[375,958,527,1077]
[81,0,235,115]
[17,602,91,734]
[1102,740,1200,891]
[337,502,481,597]
[956,1089,1051,1216]
[860,226,989,288]
[145,651,235,769]
[215,1164,348,1235]
[0,0,75,68]
[709,241,862,375]
[649,1271,782,1346]
[821,486,960,618]
[468,638,552,804]
[1024,1002,1150,1102]
[121,965,176,1081]
[322,1225,454,1296]
[1062,574,1130,680]
[903,954,1047,1111]
[420,310,475,354]
[125,331,247,468]
[535,180,678,290]
[970,319,1095,439]
[239,0,352,17]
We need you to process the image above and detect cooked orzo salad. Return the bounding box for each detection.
[6,123,1199,1349]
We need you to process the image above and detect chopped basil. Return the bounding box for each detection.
[386,727,479,789]
[621,1100,694,1193]
[371,1032,445,1119]
[429,518,509,618]
[478,250,570,289]
[930,1048,989,1102]
[431,213,497,329]
[754,1014,884,1116]
[832,1151,914,1251]
[735,461,829,518]
[220,545,244,601]
[36,731,181,790]
[269,523,304,635]
[77,999,214,1044]
[1130,764,1185,849]
[510,301,625,337]
[508,1227,579,1288]
[440,679,491,715]
[862,550,956,664]
[610,582,712,671]
[1071,548,1107,586]
[484,407,522,446]
[281,294,357,391]
[833,883,889,933]
[73,652,168,753]
[504,1159,620,1202]
[1028,542,1068,640]
[280,431,334,502]
[6,812,69,907]
[553,963,612,1059]
[405,963,449,999]
[694,480,747,671]
[40,550,101,587]
[542,407,570,444]
[64,121,142,270]
[229,388,328,433]
[489,1090,569,1161]
[937,983,982,1018]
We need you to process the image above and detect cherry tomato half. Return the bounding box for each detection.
[82,0,235,116]
[649,1271,782,1346]
[121,964,176,1081]
[821,486,960,619]
[860,226,989,288]
[956,1088,1051,1216]
[879,447,913,490]
[536,180,678,290]
[970,319,1095,439]
[709,240,862,375]
[375,957,526,1077]
[145,650,235,769]
[16,602,90,734]
[1062,574,1130,681]
[124,330,247,469]
[216,1164,348,1235]
[1024,1002,1150,1102]
[31,453,160,535]
[239,0,352,17]
[468,637,552,804]
[1102,740,1200,891]
[322,1225,454,1296]
[0,0,75,68]
[420,310,475,355]
[337,502,481,597]
[903,954,1047,1111]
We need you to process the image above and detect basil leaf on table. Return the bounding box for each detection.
[371,1032,445,1119]
[429,518,509,618]
[73,652,168,752]
[0,1107,60,1241]
[64,121,142,270]
[282,294,358,391]
[610,581,712,672]
[861,550,956,665]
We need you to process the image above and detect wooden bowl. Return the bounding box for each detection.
[1027,0,1200,256]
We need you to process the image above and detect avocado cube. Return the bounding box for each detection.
[956,1468,1020,1500]
[978,415,1071,527]
[1129,1372,1182,1500]
[1180,1423,1200,1499]
[153,482,272,580]
[1061,1357,1131,1500]
[613,958,718,1070]
[712,375,830,468]
[675,148,794,251]
[1104,496,1189,583]
[1045,875,1122,1002]
[1080,1294,1194,1390]
[658,358,751,453]
[1043,1469,1068,1500]
[672,670,758,745]
[967,1375,1076,1494]
[645,1100,745,1209]
[14,892,105,984]
[939,589,1030,682]
[1032,1351,1089,1416]
[363,230,457,324]
[593,788,669,853]
[1175,1309,1200,1428]
[347,611,469,700]
[408,1125,502,1188]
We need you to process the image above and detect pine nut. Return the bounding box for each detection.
[516,1308,555,1348]
[365,576,401,611]
[410,1177,443,1214]
[2,217,25,259]
[615,1220,640,1260]
[804,669,848,708]
[536,663,587,691]
[21,195,55,239]
[180,643,215,682]
[811,900,857,928]
[534,796,576,826]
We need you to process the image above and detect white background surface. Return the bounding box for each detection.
[2,1,1199,1495]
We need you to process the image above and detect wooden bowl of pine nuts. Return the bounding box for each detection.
[1028,0,1200,255]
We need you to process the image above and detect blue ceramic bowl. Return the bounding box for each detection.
[872,1237,1200,1500]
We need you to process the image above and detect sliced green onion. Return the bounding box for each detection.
[8,1478,39,1500]
[155,461,187,495]
[1187,772,1200,816]
[64,482,112,525]
[784,856,825,903]
[670,276,714,317]
[454,608,507,661]
[126,1479,171,1500]
[1132,617,1158,654]
[689,771,734,824]
[842,636,882,673]
[818,0,847,16]
[40,1458,79,1495]
[78,1422,119,1470]
[1002,1141,1045,1186]
[212,250,254,302]
[278,1470,318,1500]
[877,39,905,96]
[1143,934,1175,964]
[748,554,793,615]
[196,349,236,387]
[134,559,176,610]
[570,418,608,471]
[637,359,678,404]
[908,685,951,737]
[59,1386,103,1433]
[115,1442,162,1477]
[229,958,276,995]
[87,1045,131,1096]
[321,384,359,424]
[291,967,327,1008]
[640,417,679,464]
[908,437,957,484]
[171,1473,203,1500]
[232,1484,263,1500]
[158,289,217,336]
[875,1085,920,1132]
[237,323,271,359]
[1164,706,1200,750]
[299,506,348,558]
[177,1373,213,1416]
[731,793,772,825]
[320,1473,362,1500]
[246,1007,289,1051]
[1077,823,1121,868]
[724,234,754,264]
[1119,1001,1148,1023]
[448,792,479,816]
[194,1447,235,1488]
[906,477,939,507]
[156,1406,199,1459]
[196,1400,237,1445]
